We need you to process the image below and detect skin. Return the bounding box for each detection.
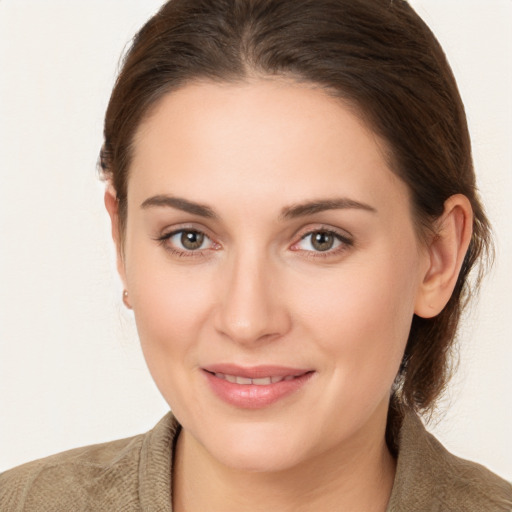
[105,79,472,512]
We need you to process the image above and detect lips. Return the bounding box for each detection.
[203,363,310,379]
[202,364,314,409]
[212,373,297,385]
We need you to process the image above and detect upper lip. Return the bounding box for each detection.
[202,364,312,379]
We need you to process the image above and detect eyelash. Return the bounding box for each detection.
[293,229,353,259]
[155,228,218,258]
[156,227,353,259]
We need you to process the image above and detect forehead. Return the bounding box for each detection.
[129,79,410,218]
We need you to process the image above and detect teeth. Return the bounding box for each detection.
[214,373,294,385]
[252,377,272,385]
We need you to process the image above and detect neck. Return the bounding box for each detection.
[172,410,396,512]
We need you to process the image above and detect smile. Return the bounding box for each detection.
[211,373,298,385]
[202,366,315,409]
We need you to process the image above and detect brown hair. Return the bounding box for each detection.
[100,0,492,421]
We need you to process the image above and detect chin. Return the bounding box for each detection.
[199,420,309,473]
[214,445,303,474]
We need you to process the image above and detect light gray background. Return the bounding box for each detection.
[1,1,511,478]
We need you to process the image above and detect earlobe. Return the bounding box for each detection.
[104,185,127,286]
[414,194,473,318]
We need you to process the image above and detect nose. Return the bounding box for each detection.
[213,248,292,346]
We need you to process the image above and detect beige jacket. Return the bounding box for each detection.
[1,411,511,511]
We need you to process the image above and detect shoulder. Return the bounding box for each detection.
[0,434,144,511]
[0,412,179,512]
[388,411,512,511]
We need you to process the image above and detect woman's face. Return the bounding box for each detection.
[118,80,431,472]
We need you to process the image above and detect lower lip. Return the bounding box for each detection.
[203,371,314,409]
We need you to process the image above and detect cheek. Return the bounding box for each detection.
[124,244,213,369]
[290,250,419,394]
[126,261,216,417]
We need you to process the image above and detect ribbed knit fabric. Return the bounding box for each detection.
[0,414,179,512]
[1,410,511,511]
[387,412,512,511]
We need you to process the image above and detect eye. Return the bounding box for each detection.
[292,229,353,256]
[157,229,218,256]
[173,230,208,250]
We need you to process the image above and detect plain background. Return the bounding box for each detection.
[0,1,511,479]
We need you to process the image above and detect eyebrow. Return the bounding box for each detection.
[279,198,376,220]
[141,195,218,218]
[140,195,377,220]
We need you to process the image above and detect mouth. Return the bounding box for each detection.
[202,365,315,409]
[208,372,299,385]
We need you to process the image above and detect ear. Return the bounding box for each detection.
[415,194,473,318]
[104,185,127,288]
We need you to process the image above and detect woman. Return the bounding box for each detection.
[1,0,511,510]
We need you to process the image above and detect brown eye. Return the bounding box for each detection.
[157,228,217,257]
[293,229,352,256]
[310,231,336,252]
[180,231,205,250]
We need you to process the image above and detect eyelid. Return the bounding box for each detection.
[154,223,353,259]
[155,225,221,257]
[156,222,215,241]
[289,225,354,257]
[294,223,352,242]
